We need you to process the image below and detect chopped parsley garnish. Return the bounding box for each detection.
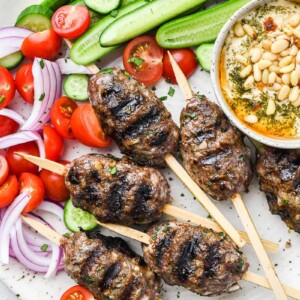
[109,166,118,175]
[64,233,70,238]
[39,58,45,69]
[41,244,48,252]
[39,93,45,101]
[0,95,5,103]
[151,233,157,239]
[100,68,113,74]
[168,87,175,97]
[162,226,170,233]
[183,112,197,119]
[238,258,244,269]
[283,199,289,205]
[110,9,119,17]
[165,78,171,83]
[128,57,145,67]
[160,96,168,101]
[152,86,156,91]
[180,193,185,197]
[218,232,225,238]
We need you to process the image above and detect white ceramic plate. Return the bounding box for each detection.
[0,0,300,299]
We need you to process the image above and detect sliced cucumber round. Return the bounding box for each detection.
[64,74,89,101]
[196,43,214,72]
[0,51,23,70]
[84,0,121,14]
[64,199,97,233]
[16,5,53,32]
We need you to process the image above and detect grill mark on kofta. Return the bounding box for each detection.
[100,262,121,290]
[67,167,80,184]
[150,131,170,146]
[156,231,175,267]
[203,242,221,278]
[107,183,126,219]
[131,184,152,217]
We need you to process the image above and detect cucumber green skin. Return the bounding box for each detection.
[156,0,249,48]
[84,0,121,15]
[100,0,206,47]
[70,0,148,65]
[64,74,89,101]
[64,199,97,233]
[0,51,23,70]
[40,0,70,11]
[121,0,136,6]
[196,43,214,72]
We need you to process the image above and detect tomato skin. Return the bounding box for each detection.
[39,160,70,202]
[43,125,64,161]
[0,116,19,137]
[52,5,90,39]
[162,48,197,84]
[0,175,19,208]
[0,156,9,187]
[15,63,34,104]
[21,29,62,61]
[50,96,78,139]
[6,142,39,176]
[0,66,16,109]
[60,285,94,300]
[123,36,163,84]
[71,104,112,148]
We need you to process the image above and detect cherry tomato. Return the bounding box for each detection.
[15,63,34,104]
[0,66,15,109]
[123,36,163,84]
[0,175,18,208]
[21,29,62,61]
[50,96,78,139]
[19,172,45,213]
[0,116,19,137]
[6,142,39,176]
[60,285,94,300]
[43,125,64,161]
[39,160,70,202]
[52,5,90,39]
[71,104,112,148]
[0,156,9,187]
[162,48,197,84]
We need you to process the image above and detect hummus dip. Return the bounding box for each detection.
[220,0,300,137]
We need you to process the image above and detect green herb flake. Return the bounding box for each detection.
[39,59,45,69]
[165,78,171,83]
[162,226,170,233]
[168,87,175,97]
[100,68,113,75]
[0,95,5,103]
[39,93,45,101]
[183,112,197,119]
[152,86,156,91]
[283,199,289,205]
[180,193,185,197]
[238,258,244,269]
[64,58,68,63]
[151,233,157,240]
[155,226,159,232]
[41,244,48,252]
[110,9,119,17]
[218,232,225,238]
[160,96,168,101]
[109,166,118,175]
[128,57,145,67]
[65,233,70,238]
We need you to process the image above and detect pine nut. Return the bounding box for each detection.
[244,75,254,89]
[243,24,256,39]
[262,51,277,61]
[278,85,291,100]
[244,114,258,123]
[266,99,276,115]
[276,34,290,41]
[279,56,294,68]
[258,59,272,70]
[282,73,291,85]
[275,76,282,84]
[296,64,300,77]
[290,45,299,56]
[250,48,262,63]
[280,63,295,73]
[293,26,300,39]
[269,65,280,74]
[268,72,276,85]
[240,65,252,78]
[236,54,248,65]
[292,96,300,107]
[271,39,289,54]
[270,83,281,91]
[280,49,290,57]
[233,22,245,37]
[288,14,300,27]
[253,63,262,81]
[262,39,272,51]
[296,51,300,63]
[289,86,299,102]
[291,70,299,86]
[262,69,269,84]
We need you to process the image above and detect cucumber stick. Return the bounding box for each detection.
[156,0,249,48]
[0,51,23,70]
[84,0,121,14]
[196,43,214,72]
[100,0,206,47]
[70,0,148,65]
[40,0,70,11]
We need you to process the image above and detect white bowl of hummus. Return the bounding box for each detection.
[211,0,300,148]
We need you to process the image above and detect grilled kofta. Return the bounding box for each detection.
[180,95,253,201]
[61,229,161,300]
[65,153,171,225]
[256,146,300,233]
[143,221,248,296]
[88,68,179,168]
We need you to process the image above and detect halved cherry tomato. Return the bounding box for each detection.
[60,285,94,300]
[0,66,15,109]
[52,5,90,39]
[20,172,45,213]
[0,116,19,137]
[39,160,70,202]
[0,156,9,186]
[123,36,163,84]
[71,104,112,148]
[0,175,18,208]
[162,48,197,84]
[43,125,64,161]
[6,142,39,176]
[21,29,62,61]
[50,96,77,139]
[15,63,34,104]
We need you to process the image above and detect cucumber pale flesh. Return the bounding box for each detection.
[196,43,214,72]
[84,0,121,14]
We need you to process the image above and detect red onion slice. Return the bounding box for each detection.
[0,26,33,38]
[0,36,25,58]
[56,58,92,75]
[36,201,64,221]
[45,243,62,278]
[0,108,26,126]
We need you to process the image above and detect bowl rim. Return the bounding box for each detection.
[210,0,300,149]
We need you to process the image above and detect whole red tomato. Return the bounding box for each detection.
[15,63,34,104]
[0,66,15,109]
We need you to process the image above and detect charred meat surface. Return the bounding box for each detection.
[65,153,171,225]
[143,221,248,296]
[256,146,300,232]
[180,95,253,201]
[88,68,179,167]
[61,229,160,300]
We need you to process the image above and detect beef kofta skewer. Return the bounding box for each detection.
[167,52,287,300]
[17,152,278,252]
[22,216,300,299]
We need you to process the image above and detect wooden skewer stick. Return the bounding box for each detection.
[167,51,288,300]
[21,215,300,300]
[63,40,245,248]
[15,152,278,253]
